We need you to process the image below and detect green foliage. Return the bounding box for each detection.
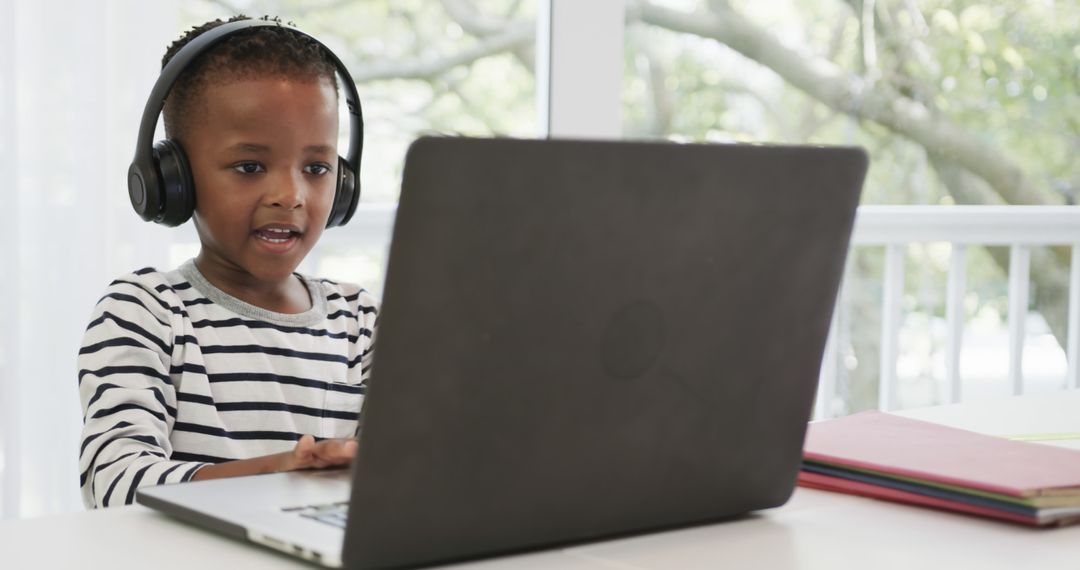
[624,0,1080,207]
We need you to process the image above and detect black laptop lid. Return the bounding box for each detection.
[346,137,867,569]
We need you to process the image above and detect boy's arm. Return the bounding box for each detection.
[77,277,207,508]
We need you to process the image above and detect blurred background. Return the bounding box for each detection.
[1,0,1077,518]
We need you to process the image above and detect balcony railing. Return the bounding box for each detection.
[314,204,1080,420]
[819,205,1080,419]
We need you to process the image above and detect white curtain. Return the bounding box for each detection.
[0,0,189,518]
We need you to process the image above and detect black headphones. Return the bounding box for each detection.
[128,19,363,228]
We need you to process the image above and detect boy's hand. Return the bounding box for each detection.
[190,435,357,482]
[281,435,358,471]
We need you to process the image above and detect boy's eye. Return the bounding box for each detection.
[232,161,265,174]
[305,163,333,176]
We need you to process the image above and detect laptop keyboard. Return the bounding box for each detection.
[284,501,349,529]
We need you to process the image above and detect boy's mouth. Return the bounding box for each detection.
[253,224,302,247]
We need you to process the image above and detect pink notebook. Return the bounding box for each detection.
[802,411,1080,498]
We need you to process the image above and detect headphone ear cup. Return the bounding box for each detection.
[127,160,160,222]
[153,140,196,227]
[327,155,360,228]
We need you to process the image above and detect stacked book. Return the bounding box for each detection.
[799,411,1080,526]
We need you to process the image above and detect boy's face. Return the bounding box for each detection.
[186,76,339,286]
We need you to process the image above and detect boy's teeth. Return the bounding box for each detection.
[256,228,295,244]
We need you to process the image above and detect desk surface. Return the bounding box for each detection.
[5,391,1080,570]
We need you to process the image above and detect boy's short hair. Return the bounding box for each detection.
[161,15,341,143]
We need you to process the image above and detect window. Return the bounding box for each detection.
[623,0,1080,412]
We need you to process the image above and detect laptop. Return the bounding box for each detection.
[138,136,867,569]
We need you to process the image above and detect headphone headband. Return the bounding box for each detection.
[128,19,363,227]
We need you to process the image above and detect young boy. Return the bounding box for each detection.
[77,16,377,508]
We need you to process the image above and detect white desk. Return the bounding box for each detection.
[4,392,1080,569]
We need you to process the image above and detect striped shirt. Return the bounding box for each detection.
[77,259,378,508]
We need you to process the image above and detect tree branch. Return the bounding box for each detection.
[438,0,536,73]
[438,0,506,36]
[348,20,534,83]
[632,1,1061,206]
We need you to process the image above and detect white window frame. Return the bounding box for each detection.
[538,0,625,138]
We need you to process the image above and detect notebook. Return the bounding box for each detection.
[800,411,1080,526]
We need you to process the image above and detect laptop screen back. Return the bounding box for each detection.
[345,137,867,569]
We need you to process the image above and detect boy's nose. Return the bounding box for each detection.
[267,173,305,209]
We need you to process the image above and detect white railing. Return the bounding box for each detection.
[316,204,1080,419]
[816,205,1080,418]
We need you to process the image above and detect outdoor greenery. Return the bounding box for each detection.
[184,0,1079,412]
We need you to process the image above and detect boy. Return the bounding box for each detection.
[77,16,377,508]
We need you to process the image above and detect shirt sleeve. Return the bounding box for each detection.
[77,275,208,508]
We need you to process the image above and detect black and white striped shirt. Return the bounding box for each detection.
[77,260,378,508]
